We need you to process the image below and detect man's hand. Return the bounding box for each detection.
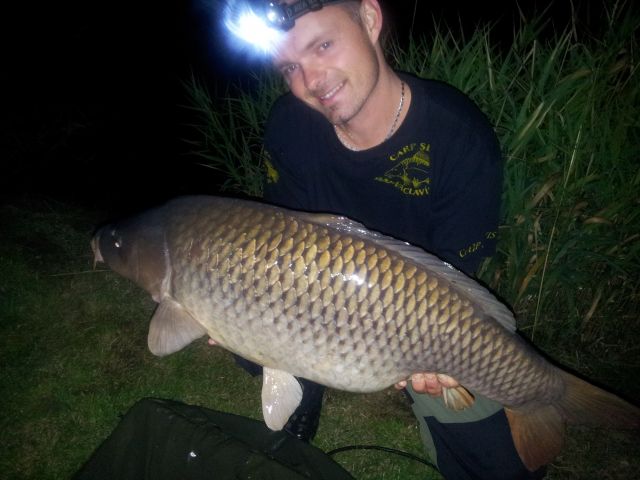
[208,338,217,346]
[395,373,459,396]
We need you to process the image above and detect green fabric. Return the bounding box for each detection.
[406,385,504,467]
[74,398,353,480]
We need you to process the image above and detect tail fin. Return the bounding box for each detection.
[556,370,640,429]
[505,370,640,472]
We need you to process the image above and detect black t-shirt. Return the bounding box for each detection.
[263,72,502,275]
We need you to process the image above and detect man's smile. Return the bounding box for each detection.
[318,81,346,104]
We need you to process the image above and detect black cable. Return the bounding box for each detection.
[327,444,439,471]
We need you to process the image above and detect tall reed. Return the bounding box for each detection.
[183,71,285,197]
[184,3,639,359]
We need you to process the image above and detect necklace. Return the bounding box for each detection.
[334,80,405,151]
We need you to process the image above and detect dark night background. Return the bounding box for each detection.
[1,0,595,215]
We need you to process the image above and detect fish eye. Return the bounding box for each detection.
[108,229,122,248]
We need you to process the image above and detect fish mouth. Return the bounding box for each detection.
[90,233,104,268]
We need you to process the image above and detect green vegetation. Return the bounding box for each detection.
[1,198,638,479]
[0,199,437,479]
[186,2,640,369]
[184,71,286,197]
[2,2,639,479]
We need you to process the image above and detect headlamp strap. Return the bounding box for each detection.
[278,0,348,30]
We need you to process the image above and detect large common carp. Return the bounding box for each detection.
[91,195,639,471]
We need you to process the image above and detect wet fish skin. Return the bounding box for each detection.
[92,195,640,471]
[160,197,555,403]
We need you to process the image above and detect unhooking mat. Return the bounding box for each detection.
[73,397,353,480]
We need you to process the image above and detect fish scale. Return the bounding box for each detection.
[92,195,640,472]
[162,198,556,404]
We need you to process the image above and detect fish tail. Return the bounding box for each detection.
[555,370,640,429]
[505,370,640,472]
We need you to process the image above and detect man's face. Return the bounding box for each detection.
[272,2,380,126]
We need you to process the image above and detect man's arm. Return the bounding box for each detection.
[406,117,503,394]
[261,96,311,210]
[428,134,502,276]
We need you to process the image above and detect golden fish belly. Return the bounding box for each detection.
[167,197,562,405]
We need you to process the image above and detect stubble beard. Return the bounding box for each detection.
[329,53,380,128]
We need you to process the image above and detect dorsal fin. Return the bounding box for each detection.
[296,210,516,333]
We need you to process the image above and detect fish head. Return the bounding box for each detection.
[91,207,168,302]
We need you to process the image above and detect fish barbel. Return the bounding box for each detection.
[91,195,640,471]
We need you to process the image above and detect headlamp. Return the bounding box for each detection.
[263,0,347,32]
[224,0,348,54]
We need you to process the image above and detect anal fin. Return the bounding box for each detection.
[505,405,565,472]
[261,368,302,431]
[148,298,206,356]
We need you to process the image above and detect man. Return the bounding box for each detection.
[226,0,544,478]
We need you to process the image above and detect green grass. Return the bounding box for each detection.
[0,199,438,479]
[182,70,286,197]
[3,2,640,478]
[185,2,640,376]
[1,196,638,479]
[175,3,640,476]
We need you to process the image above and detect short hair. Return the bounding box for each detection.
[337,1,363,26]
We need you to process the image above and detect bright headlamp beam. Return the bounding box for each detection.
[224,0,348,54]
[224,6,284,54]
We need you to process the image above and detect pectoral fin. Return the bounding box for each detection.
[261,368,303,431]
[442,385,475,411]
[148,298,206,356]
